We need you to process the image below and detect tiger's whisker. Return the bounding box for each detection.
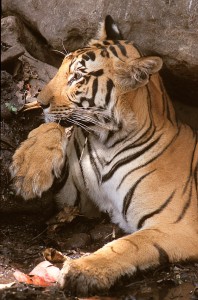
[51,49,66,56]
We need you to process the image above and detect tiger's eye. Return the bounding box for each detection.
[68,72,82,85]
[75,72,82,80]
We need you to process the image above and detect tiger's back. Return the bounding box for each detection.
[10,15,198,295]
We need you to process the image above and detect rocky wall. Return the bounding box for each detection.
[2,0,198,106]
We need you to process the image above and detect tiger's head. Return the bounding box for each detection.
[36,15,163,140]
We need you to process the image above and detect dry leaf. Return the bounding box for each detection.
[43,248,69,263]
[47,206,80,231]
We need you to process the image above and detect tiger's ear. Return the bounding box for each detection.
[97,15,123,40]
[115,56,163,91]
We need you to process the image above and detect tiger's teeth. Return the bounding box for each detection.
[19,100,41,112]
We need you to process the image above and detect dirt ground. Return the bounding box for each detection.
[0,49,198,299]
[0,212,198,300]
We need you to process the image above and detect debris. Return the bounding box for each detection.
[0,282,15,290]
[43,248,68,263]
[60,233,91,250]
[13,261,60,287]
[46,206,80,231]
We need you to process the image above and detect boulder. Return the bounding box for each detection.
[2,0,198,82]
[1,15,61,67]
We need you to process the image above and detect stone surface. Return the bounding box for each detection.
[90,223,122,242]
[2,0,198,81]
[2,0,198,106]
[0,71,55,216]
[173,101,198,129]
[1,45,25,66]
[1,16,58,91]
[1,15,61,67]
[61,233,91,250]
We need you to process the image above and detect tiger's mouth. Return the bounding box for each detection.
[19,100,42,112]
[19,101,73,127]
[19,101,115,131]
[58,119,74,127]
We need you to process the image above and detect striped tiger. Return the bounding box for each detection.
[10,15,198,295]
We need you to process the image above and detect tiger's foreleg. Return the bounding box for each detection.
[58,224,198,295]
[10,123,72,200]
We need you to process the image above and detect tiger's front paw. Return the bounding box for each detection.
[10,123,72,200]
[58,257,112,296]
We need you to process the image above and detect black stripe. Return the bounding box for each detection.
[114,41,127,57]
[84,75,91,84]
[82,54,90,61]
[182,174,192,195]
[74,186,81,207]
[133,43,144,57]
[90,144,105,167]
[159,79,166,116]
[103,41,111,45]
[159,79,175,125]
[183,136,197,195]
[166,99,174,125]
[75,47,91,54]
[123,238,139,250]
[153,243,169,264]
[89,69,104,77]
[69,58,75,73]
[122,170,155,217]
[80,77,98,107]
[92,43,104,49]
[118,127,181,188]
[195,153,198,194]
[102,135,161,183]
[80,59,86,67]
[108,132,128,148]
[75,90,82,95]
[87,140,101,184]
[132,124,155,148]
[105,79,114,105]
[74,138,81,160]
[109,45,119,58]
[105,130,115,143]
[137,191,175,229]
[92,78,98,104]
[106,126,156,166]
[175,181,192,223]
[86,51,96,61]
[79,159,87,189]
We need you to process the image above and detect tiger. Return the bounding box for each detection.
[10,15,198,296]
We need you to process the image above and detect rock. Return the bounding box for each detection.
[0,71,55,217]
[90,223,122,243]
[1,16,58,86]
[1,45,25,66]
[1,71,20,117]
[173,101,198,130]
[22,54,58,86]
[1,16,61,67]
[61,233,91,250]
[2,0,198,83]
